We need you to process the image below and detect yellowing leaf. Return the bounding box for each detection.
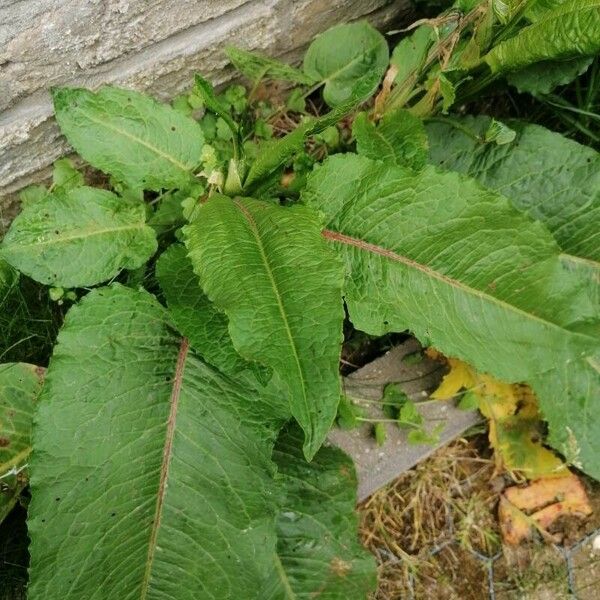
[429,351,568,478]
[429,355,477,400]
[495,417,567,478]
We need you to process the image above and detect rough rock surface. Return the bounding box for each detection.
[0,0,411,223]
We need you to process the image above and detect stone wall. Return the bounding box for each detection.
[0,0,411,216]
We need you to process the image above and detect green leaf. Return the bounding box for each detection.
[484,0,600,73]
[156,244,260,378]
[398,400,423,428]
[52,158,84,192]
[19,184,48,207]
[407,424,443,446]
[193,75,239,140]
[1,187,157,288]
[184,196,344,459]
[390,26,433,87]
[0,363,42,524]
[438,73,456,113]
[532,355,600,477]
[426,116,600,263]
[337,395,362,429]
[303,154,599,476]
[483,118,516,144]
[0,258,18,290]
[381,383,409,420]
[52,86,204,190]
[226,46,315,84]
[493,0,522,24]
[561,254,600,309]
[27,285,375,597]
[243,77,376,190]
[353,109,428,170]
[374,422,387,446]
[263,426,377,599]
[525,0,567,22]
[147,191,186,236]
[303,21,389,107]
[506,56,593,95]
[27,285,283,599]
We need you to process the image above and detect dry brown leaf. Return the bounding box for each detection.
[499,474,592,544]
[499,495,534,545]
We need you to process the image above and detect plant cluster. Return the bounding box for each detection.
[0,0,598,597]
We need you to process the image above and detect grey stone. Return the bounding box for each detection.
[329,339,481,501]
[0,0,411,206]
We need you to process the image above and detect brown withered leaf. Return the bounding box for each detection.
[499,474,592,544]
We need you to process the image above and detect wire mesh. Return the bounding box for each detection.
[371,502,600,600]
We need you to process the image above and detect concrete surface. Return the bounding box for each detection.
[330,339,481,501]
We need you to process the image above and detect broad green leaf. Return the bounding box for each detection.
[185,196,344,459]
[28,285,375,597]
[156,244,259,378]
[52,158,84,192]
[484,0,600,73]
[561,254,600,308]
[525,0,566,21]
[28,285,283,599]
[0,362,42,523]
[391,26,432,87]
[1,187,157,288]
[303,154,599,475]
[353,109,428,170]
[303,21,389,107]
[53,86,204,190]
[243,76,378,190]
[426,116,600,263]
[532,355,600,478]
[260,426,377,599]
[226,46,315,84]
[506,57,593,95]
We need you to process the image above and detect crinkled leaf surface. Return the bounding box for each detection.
[28,285,375,598]
[0,362,42,523]
[303,154,599,476]
[525,0,566,21]
[27,285,282,599]
[226,46,315,84]
[532,355,600,478]
[353,109,428,170]
[561,254,600,308]
[390,25,432,87]
[484,0,600,73]
[261,426,377,599]
[1,187,157,288]
[53,86,203,190]
[506,56,593,95]
[185,196,344,459]
[426,116,600,263]
[156,244,258,379]
[303,21,389,107]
